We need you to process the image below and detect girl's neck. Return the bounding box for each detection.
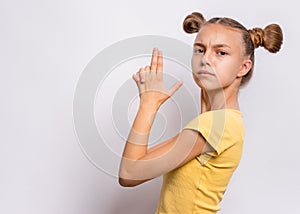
[205,84,240,112]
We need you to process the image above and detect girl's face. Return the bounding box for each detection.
[191,23,252,91]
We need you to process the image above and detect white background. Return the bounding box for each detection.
[1,0,300,213]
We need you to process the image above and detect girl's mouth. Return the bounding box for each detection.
[197,71,215,76]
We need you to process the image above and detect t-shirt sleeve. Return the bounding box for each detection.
[182,110,235,155]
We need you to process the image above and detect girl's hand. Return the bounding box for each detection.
[132,48,183,109]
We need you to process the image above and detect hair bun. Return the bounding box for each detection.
[249,24,283,53]
[183,12,206,34]
[248,27,264,48]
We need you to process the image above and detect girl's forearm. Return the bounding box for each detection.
[121,103,159,160]
[119,103,158,183]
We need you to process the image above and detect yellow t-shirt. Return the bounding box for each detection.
[155,108,244,214]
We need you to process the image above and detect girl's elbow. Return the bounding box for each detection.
[118,162,149,187]
[118,177,139,187]
[118,169,139,187]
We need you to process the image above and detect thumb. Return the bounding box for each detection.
[168,80,183,96]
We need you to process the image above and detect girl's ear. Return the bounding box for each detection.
[237,59,252,78]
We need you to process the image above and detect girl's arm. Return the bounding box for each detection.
[118,48,214,187]
[119,128,214,187]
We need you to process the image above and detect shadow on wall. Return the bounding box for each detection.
[109,177,162,214]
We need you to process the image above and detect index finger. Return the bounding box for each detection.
[150,47,158,71]
[157,50,163,72]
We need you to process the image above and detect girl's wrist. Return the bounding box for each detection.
[139,100,160,112]
[134,103,159,133]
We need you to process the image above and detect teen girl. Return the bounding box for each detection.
[118,12,283,213]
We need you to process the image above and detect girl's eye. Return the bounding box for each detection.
[193,49,204,54]
[217,51,227,56]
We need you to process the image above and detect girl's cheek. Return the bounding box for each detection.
[191,56,202,66]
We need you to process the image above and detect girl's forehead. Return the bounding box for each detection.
[195,24,242,45]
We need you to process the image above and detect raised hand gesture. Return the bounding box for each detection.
[132,48,183,108]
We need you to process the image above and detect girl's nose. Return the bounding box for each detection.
[201,51,212,66]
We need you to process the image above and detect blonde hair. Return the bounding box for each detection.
[183,12,283,87]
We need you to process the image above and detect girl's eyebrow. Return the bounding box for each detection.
[193,42,231,49]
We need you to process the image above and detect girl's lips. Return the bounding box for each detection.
[197,71,215,76]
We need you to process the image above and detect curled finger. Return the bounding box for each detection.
[139,67,146,83]
[144,65,151,80]
[144,65,150,72]
[132,72,140,82]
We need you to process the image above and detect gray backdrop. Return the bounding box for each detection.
[1,0,299,213]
